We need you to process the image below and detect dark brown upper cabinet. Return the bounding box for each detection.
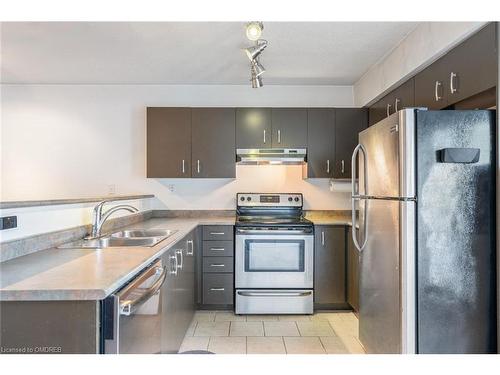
[191,108,236,178]
[306,109,335,178]
[147,107,192,178]
[391,78,415,113]
[414,55,450,110]
[334,108,368,179]
[271,108,308,148]
[445,22,497,106]
[415,23,497,110]
[368,78,415,126]
[235,108,272,149]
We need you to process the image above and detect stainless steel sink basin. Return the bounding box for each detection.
[110,229,177,238]
[58,228,178,249]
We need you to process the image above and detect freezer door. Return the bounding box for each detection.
[358,198,416,354]
[416,110,496,353]
[358,109,415,198]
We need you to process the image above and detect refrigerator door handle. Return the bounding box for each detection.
[351,143,368,196]
[351,143,368,252]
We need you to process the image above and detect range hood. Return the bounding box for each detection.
[236,148,307,165]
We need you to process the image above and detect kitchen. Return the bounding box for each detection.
[0,2,499,372]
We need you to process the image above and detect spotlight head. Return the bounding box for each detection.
[246,22,263,41]
[244,40,268,61]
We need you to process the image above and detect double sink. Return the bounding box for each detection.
[59,229,177,249]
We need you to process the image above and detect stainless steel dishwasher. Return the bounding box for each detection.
[102,259,167,354]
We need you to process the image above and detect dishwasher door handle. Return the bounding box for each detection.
[119,266,167,316]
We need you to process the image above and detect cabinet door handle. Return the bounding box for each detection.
[386,103,392,117]
[435,81,443,101]
[321,231,325,246]
[182,159,185,174]
[169,255,178,276]
[263,129,266,144]
[175,250,183,270]
[277,129,281,144]
[326,159,330,174]
[210,232,225,235]
[197,160,200,174]
[341,159,345,174]
[450,72,458,94]
[210,264,225,267]
[394,98,401,112]
[210,247,225,251]
[210,288,225,291]
[186,240,194,255]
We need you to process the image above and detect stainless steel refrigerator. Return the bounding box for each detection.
[351,108,496,354]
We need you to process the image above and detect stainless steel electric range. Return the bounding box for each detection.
[234,193,314,315]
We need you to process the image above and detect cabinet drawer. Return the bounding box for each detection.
[203,274,234,305]
[203,257,234,273]
[203,241,234,257]
[203,225,233,241]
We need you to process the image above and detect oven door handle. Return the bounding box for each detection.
[235,228,312,235]
[237,291,312,297]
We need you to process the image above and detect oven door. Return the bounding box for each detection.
[235,228,314,289]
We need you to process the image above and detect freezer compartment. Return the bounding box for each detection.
[235,289,313,314]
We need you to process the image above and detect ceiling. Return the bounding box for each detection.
[0,22,418,85]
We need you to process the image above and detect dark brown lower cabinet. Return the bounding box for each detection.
[0,300,99,354]
[200,225,234,309]
[347,226,360,311]
[314,225,347,307]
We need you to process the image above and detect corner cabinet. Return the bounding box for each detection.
[314,225,347,307]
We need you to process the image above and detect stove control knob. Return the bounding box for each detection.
[288,197,293,202]
[294,197,300,202]
[247,197,252,201]
[240,196,245,201]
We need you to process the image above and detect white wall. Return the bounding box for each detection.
[1,84,354,218]
[353,22,486,107]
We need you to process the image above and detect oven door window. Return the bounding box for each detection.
[244,239,305,272]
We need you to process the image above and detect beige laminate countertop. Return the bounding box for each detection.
[0,212,352,302]
[0,217,234,302]
[305,211,352,226]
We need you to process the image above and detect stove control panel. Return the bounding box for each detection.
[237,193,303,207]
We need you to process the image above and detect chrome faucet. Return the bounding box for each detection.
[88,201,139,239]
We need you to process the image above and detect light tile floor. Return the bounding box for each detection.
[178,310,366,354]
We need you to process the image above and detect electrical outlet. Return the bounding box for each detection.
[0,216,17,230]
[167,184,175,192]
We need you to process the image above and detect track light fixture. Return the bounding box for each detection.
[243,22,268,88]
